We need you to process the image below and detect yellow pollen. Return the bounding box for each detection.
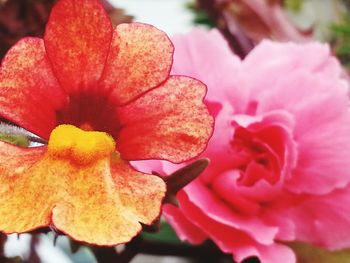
[48,124,116,165]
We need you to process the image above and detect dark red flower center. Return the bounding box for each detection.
[231,125,286,187]
[56,90,121,138]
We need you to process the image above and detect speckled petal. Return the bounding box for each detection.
[0,143,166,245]
[0,142,56,233]
[100,23,173,105]
[116,76,214,163]
[0,38,65,139]
[52,157,166,245]
[44,0,113,93]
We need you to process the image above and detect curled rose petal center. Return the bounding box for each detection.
[48,124,116,165]
[231,126,283,186]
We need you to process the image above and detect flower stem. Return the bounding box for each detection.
[91,237,232,263]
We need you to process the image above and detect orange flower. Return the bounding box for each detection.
[0,0,213,246]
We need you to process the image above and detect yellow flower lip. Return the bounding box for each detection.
[48,124,116,165]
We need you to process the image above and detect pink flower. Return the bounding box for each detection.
[163,29,350,262]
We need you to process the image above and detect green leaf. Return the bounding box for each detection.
[336,43,350,55]
[331,16,350,67]
[186,0,215,28]
[0,133,29,147]
[284,0,303,13]
[331,24,350,37]
[289,242,350,263]
[141,221,184,245]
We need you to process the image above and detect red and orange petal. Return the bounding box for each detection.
[117,76,214,163]
[100,23,173,105]
[44,0,173,104]
[0,135,166,245]
[0,37,66,139]
[44,0,113,93]
[0,0,211,163]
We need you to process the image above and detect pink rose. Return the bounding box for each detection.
[163,29,350,262]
